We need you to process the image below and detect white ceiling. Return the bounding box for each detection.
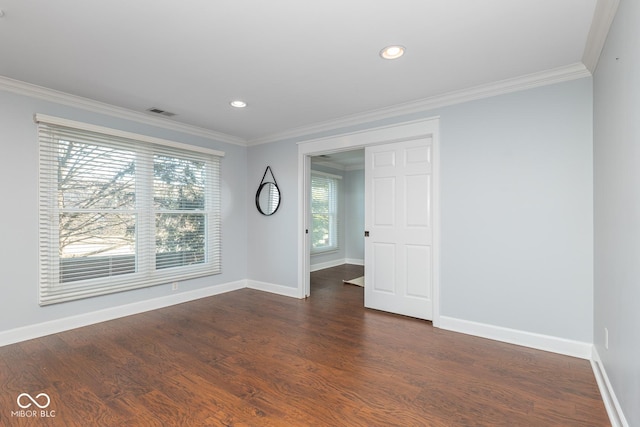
[0,0,600,144]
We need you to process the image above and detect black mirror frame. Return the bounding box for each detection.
[255,166,281,216]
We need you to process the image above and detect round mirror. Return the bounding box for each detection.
[256,181,281,215]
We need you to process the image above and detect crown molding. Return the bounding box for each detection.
[582,0,620,73]
[0,75,247,146]
[248,63,591,146]
[2,60,593,148]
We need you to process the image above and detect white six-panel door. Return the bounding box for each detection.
[364,137,433,320]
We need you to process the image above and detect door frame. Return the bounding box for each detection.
[296,117,441,327]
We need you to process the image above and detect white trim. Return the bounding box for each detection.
[591,347,630,427]
[0,280,246,348]
[299,155,312,298]
[298,117,441,323]
[582,0,620,73]
[438,316,593,359]
[250,63,590,146]
[246,280,301,299]
[310,259,346,272]
[310,258,364,272]
[0,75,246,146]
[298,118,439,151]
[35,114,226,157]
[431,120,441,327]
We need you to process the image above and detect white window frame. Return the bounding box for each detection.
[36,114,224,305]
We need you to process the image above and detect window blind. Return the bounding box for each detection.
[37,115,224,305]
[310,172,340,253]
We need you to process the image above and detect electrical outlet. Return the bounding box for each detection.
[172,282,178,291]
[604,327,609,350]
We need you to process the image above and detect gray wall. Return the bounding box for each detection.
[439,80,593,341]
[593,0,640,424]
[0,90,248,332]
[246,139,299,287]
[247,77,594,342]
[344,168,364,262]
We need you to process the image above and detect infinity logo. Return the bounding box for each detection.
[16,393,51,409]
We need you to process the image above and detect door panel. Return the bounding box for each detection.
[406,245,431,298]
[372,242,396,293]
[373,177,395,226]
[405,174,430,227]
[365,137,433,320]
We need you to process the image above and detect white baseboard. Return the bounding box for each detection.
[591,347,629,427]
[439,316,628,426]
[310,258,364,272]
[438,316,593,359]
[246,280,302,299]
[0,280,246,347]
[310,259,346,272]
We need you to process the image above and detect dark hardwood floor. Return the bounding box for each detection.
[0,264,609,426]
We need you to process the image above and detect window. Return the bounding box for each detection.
[37,115,224,305]
[311,171,341,253]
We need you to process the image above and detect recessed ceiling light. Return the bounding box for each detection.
[230,100,247,108]
[380,45,405,60]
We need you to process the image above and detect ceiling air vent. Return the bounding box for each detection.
[146,107,176,117]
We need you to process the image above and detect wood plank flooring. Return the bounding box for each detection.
[0,264,609,426]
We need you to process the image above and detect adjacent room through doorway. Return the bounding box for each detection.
[298,118,441,324]
[309,150,365,293]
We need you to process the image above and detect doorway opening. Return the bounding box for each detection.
[297,118,441,325]
[308,150,365,296]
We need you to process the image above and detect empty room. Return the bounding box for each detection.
[0,0,637,425]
